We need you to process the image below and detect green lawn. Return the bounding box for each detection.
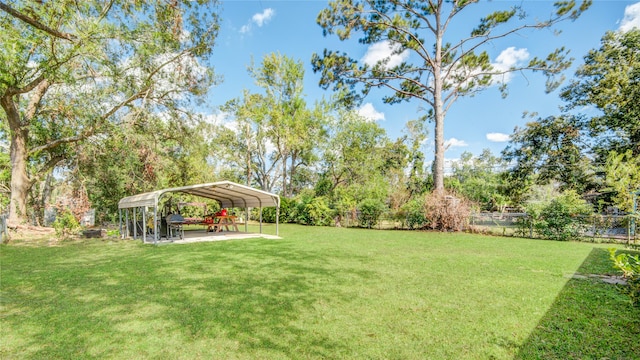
[1,225,639,359]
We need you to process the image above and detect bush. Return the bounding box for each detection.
[278,197,296,223]
[609,249,640,307]
[255,197,296,223]
[53,209,81,240]
[290,190,314,225]
[255,207,277,223]
[423,191,471,231]
[358,198,386,229]
[401,198,427,230]
[304,197,333,226]
[527,190,592,241]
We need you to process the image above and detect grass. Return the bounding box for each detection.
[1,224,639,359]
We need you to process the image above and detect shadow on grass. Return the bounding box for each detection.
[515,248,640,359]
[2,240,375,359]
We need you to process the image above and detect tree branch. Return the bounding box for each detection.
[0,1,76,41]
[24,78,50,123]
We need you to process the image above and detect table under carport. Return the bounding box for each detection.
[118,181,280,244]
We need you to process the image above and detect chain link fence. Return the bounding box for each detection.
[468,212,635,243]
[337,211,637,244]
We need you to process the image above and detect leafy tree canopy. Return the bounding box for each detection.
[561,28,640,159]
[1,0,220,223]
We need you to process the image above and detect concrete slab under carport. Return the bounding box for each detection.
[154,228,281,245]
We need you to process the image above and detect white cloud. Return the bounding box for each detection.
[253,8,275,27]
[442,46,528,91]
[486,132,511,142]
[445,138,468,149]
[492,47,530,83]
[239,8,275,34]
[361,41,410,69]
[357,103,385,121]
[203,112,230,126]
[620,2,640,32]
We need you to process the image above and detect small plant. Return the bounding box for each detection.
[526,190,592,241]
[357,198,386,229]
[609,248,640,307]
[401,198,427,230]
[53,209,81,240]
[304,197,334,226]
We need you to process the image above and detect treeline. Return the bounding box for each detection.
[1,1,638,229]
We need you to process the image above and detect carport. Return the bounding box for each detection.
[118,181,280,244]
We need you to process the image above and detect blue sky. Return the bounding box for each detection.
[206,1,640,168]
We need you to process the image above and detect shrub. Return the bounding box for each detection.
[609,248,640,307]
[401,198,427,230]
[423,191,471,231]
[304,197,333,226]
[358,198,386,229]
[53,209,81,240]
[279,197,296,223]
[290,190,314,225]
[527,190,592,241]
[255,197,296,223]
[255,207,277,223]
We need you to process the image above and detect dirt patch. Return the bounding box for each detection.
[572,273,628,285]
[3,224,57,246]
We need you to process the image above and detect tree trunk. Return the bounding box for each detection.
[433,111,445,192]
[289,151,297,197]
[281,152,288,198]
[1,94,31,224]
[245,131,252,187]
[432,23,445,193]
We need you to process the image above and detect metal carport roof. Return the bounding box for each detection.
[118,181,280,209]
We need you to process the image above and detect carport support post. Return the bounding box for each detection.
[133,207,138,239]
[153,206,158,245]
[119,209,123,239]
[276,205,279,236]
[245,207,249,233]
[125,210,129,239]
[142,207,147,244]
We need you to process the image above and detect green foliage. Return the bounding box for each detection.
[278,197,296,223]
[449,150,510,211]
[314,177,333,198]
[502,115,593,193]
[253,197,296,224]
[400,198,427,230]
[315,110,399,217]
[503,29,640,204]
[304,197,334,226]
[290,190,314,225]
[0,151,10,210]
[255,207,277,223]
[604,150,640,213]
[526,189,593,241]
[357,198,386,229]
[561,29,640,160]
[609,249,640,307]
[288,191,333,226]
[314,0,590,190]
[2,0,221,223]
[52,209,81,240]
